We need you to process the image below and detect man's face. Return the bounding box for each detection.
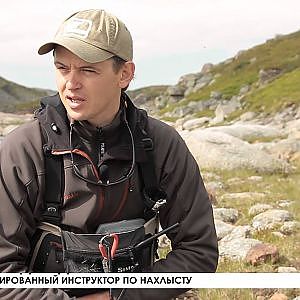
[54,46,131,127]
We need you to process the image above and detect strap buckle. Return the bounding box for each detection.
[45,204,60,218]
[142,138,153,151]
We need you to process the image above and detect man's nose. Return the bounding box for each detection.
[66,71,82,90]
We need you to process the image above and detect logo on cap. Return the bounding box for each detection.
[63,18,92,38]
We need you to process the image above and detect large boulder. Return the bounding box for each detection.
[182,117,210,130]
[213,208,239,224]
[252,209,293,230]
[180,129,289,172]
[214,220,235,240]
[204,124,283,141]
[257,138,300,161]
[219,237,262,260]
[245,243,279,266]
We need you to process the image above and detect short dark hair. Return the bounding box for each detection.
[111,56,126,73]
[111,56,131,91]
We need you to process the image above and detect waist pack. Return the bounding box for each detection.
[28,217,158,274]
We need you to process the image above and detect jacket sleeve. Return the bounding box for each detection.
[0,123,74,300]
[121,121,219,300]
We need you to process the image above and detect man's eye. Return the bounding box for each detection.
[82,68,96,73]
[56,66,68,71]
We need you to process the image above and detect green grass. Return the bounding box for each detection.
[243,68,300,114]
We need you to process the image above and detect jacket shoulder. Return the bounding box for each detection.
[2,119,41,146]
[1,119,43,159]
[147,116,184,147]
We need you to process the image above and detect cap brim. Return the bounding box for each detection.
[38,37,114,63]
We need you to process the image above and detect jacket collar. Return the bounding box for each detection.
[35,93,148,162]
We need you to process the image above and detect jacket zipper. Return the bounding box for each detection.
[97,127,105,166]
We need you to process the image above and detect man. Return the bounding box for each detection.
[0,9,218,300]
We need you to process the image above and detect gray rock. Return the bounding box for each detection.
[210,91,222,100]
[212,98,241,123]
[204,181,224,192]
[193,74,213,92]
[169,106,194,118]
[154,96,168,109]
[280,221,300,235]
[221,225,252,241]
[247,175,263,182]
[239,84,250,95]
[252,209,293,230]
[166,85,186,97]
[201,63,214,74]
[260,138,300,160]
[214,219,235,240]
[239,111,257,122]
[181,129,289,172]
[133,93,149,106]
[204,123,283,141]
[220,192,266,202]
[182,117,210,130]
[219,237,262,260]
[248,204,273,217]
[178,73,201,88]
[259,68,282,84]
[213,208,239,223]
[283,119,300,135]
[186,100,206,112]
[277,199,294,208]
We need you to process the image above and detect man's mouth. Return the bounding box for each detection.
[70,98,81,103]
[66,96,85,103]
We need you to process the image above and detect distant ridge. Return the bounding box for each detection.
[0,76,54,113]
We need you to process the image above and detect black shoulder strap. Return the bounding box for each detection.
[133,106,167,218]
[38,95,65,226]
[42,146,64,225]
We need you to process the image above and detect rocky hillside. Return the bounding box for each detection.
[134,29,300,126]
[0,76,53,113]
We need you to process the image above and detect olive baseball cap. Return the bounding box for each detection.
[38,9,133,62]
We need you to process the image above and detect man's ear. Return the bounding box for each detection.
[119,61,135,89]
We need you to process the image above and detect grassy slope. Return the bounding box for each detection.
[160,30,300,119]
[0,76,48,112]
